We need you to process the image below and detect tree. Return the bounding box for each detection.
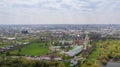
[85,60,92,65]
[6,52,10,56]
[45,42,48,46]
[58,62,65,67]
[101,58,107,65]
[92,64,100,67]
[18,48,21,52]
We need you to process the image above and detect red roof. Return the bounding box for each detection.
[41,54,61,58]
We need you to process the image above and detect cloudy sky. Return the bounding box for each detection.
[0,0,120,24]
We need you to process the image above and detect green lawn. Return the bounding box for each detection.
[10,43,49,56]
[87,43,100,61]
[65,62,70,67]
[81,41,101,67]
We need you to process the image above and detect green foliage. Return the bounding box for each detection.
[0,57,65,67]
[81,39,120,67]
[101,58,107,65]
[64,62,70,67]
[98,40,120,61]
[6,52,10,56]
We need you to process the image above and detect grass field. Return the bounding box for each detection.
[81,41,100,67]
[87,43,100,61]
[10,42,50,56]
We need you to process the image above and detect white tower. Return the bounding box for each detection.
[84,32,89,50]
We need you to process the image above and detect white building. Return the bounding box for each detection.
[67,45,83,57]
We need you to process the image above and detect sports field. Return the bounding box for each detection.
[10,42,49,56]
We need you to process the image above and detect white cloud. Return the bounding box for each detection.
[1,0,120,11]
[0,0,120,24]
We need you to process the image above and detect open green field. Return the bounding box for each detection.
[81,41,100,67]
[10,42,50,56]
[86,42,100,61]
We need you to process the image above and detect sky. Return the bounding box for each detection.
[0,0,120,24]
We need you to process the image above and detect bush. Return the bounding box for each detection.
[101,58,107,65]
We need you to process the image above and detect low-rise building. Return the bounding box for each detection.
[40,54,62,61]
[67,45,83,57]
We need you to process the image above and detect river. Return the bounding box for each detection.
[106,62,120,67]
[101,62,120,67]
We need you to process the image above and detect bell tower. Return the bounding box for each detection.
[84,32,89,50]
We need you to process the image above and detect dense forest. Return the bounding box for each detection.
[81,39,120,67]
[99,40,120,65]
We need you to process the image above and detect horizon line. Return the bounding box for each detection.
[0,24,120,25]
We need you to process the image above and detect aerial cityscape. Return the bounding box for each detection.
[0,0,120,67]
[0,24,120,67]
